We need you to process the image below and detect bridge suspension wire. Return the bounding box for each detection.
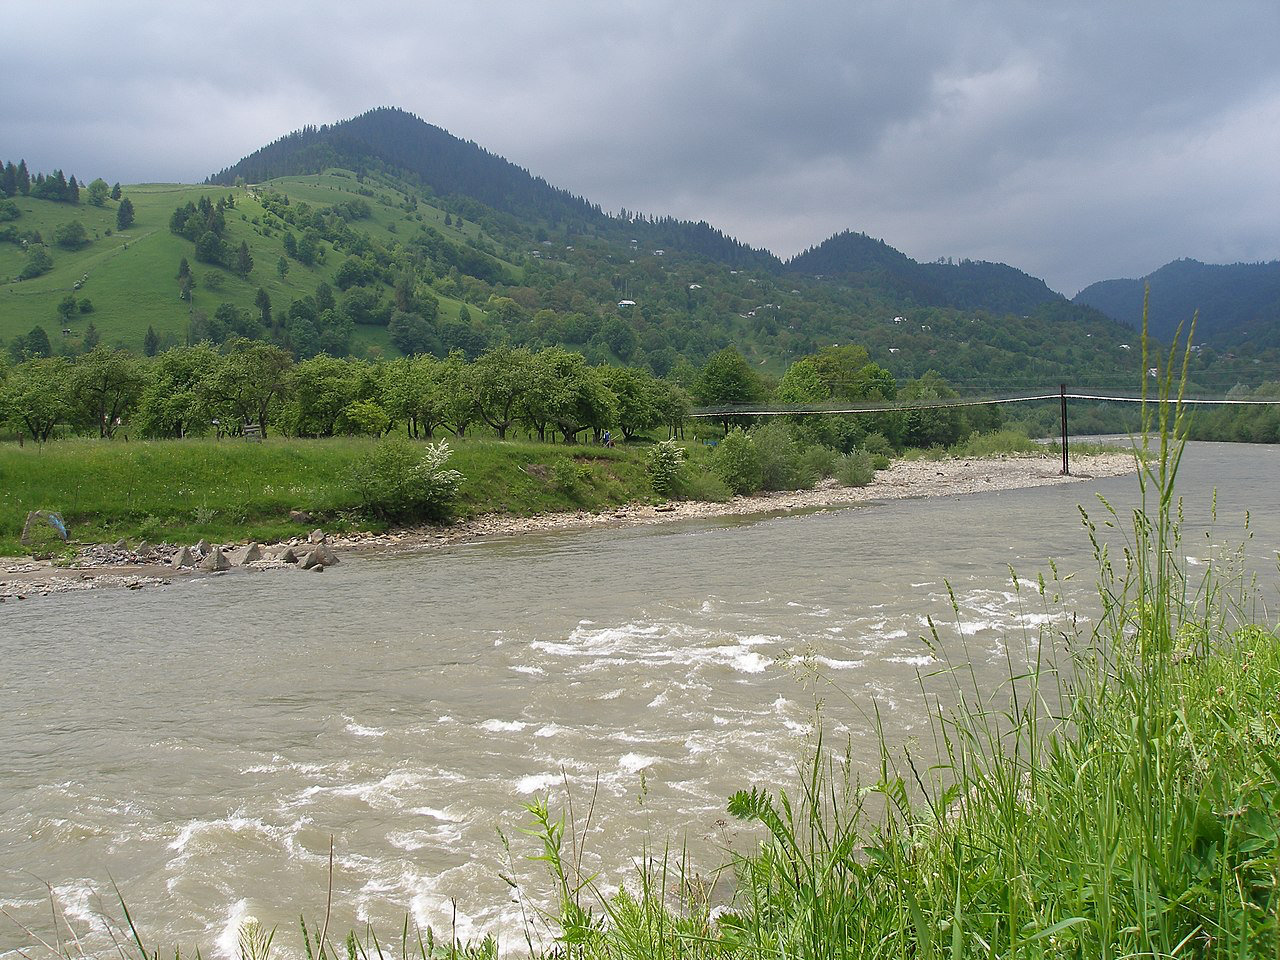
[689,393,1280,418]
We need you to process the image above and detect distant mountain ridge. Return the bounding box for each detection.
[1074,259,1280,351]
[785,230,1063,315]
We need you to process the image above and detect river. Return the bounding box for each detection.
[2,441,1277,954]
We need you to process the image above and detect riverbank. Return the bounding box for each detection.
[331,449,1135,552]
[0,451,1135,599]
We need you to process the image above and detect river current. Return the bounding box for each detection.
[2,442,1277,954]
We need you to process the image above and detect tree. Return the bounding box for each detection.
[1,356,72,441]
[87,178,110,206]
[134,343,220,438]
[287,355,362,436]
[19,326,53,360]
[71,346,145,438]
[204,339,292,436]
[282,231,297,258]
[693,347,768,433]
[388,310,439,356]
[599,365,661,439]
[236,240,253,277]
[82,322,100,351]
[255,287,272,327]
[277,255,289,278]
[470,345,534,440]
[53,220,89,249]
[195,229,224,264]
[58,295,79,323]
[143,325,160,357]
[110,182,122,201]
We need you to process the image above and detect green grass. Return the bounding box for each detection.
[0,435,657,555]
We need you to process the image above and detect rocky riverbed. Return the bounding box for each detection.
[0,451,1136,600]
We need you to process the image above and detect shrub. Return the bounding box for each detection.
[862,431,893,457]
[676,468,733,502]
[711,428,762,495]
[350,438,463,523]
[53,220,89,250]
[552,457,587,494]
[797,444,840,482]
[645,439,686,496]
[950,428,1040,457]
[836,447,876,487]
[18,246,52,280]
[752,421,811,491]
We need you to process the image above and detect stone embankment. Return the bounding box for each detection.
[0,452,1135,600]
[1,529,340,601]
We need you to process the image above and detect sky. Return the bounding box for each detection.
[6,1,1279,295]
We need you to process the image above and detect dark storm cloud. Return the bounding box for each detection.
[5,1,1278,293]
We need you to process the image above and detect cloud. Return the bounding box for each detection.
[4,0,1278,293]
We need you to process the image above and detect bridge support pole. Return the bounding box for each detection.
[1060,383,1069,476]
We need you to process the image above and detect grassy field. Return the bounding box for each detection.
[0,434,655,555]
[1,171,502,355]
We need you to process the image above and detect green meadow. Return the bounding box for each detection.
[0,435,654,555]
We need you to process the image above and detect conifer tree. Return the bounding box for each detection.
[236,240,253,277]
[116,197,135,231]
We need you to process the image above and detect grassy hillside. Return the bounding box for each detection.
[1,173,498,355]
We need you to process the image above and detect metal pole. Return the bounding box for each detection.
[1060,383,1069,476]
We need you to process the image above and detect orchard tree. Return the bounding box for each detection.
[71,346,145,438]
[134,343,221,438]
[599,364,660,439]
[287,355,361,437]
[470,344,533,440]
[204,338,292,436]
[1,356,73,441]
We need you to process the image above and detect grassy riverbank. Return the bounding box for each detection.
[0,435,655,555]
[0,428,1069,557]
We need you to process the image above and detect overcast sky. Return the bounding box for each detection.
[6,1,1278,294]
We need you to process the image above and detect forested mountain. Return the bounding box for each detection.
[1074,259,1280,354]
[207,107,774,269]
[786,230,1062,315]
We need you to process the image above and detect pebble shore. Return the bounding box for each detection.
[0,452,1136,600]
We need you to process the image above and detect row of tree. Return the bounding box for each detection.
[0,337,993,452]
